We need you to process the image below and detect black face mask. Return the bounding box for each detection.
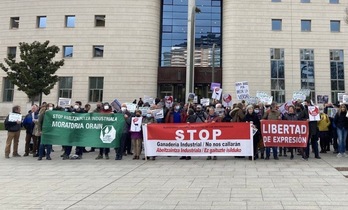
[136,114,141,117]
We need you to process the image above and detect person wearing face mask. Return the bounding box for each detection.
[263,102,281,160]
[165,103,185,123]
[95,102,113,160]
[62,101,86,160]
[22,104,39,157]
[115,104,132,160]
[130,110,144,160]
[194,105,208,123]
[37,103,54,160]
[142,110,157,160]
[243,105,260,160]
[334,104,348,158]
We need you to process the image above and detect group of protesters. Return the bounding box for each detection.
[3,96,348,161]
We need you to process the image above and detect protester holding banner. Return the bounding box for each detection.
[262,102,281,160]
[22,104,39,157]
[4,106,22,158]
[115,103,132,160]
[37,103,53,160]
[243,105,260,160]
[95,102,113,160]
[63,101,86,160]
[165,103,185,123]
[334,104,348,158]
[142,109,157,160]
[318,110,331,154]
[205,107,221,123]
[283,105,300,160]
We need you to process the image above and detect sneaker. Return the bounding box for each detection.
[38,157,42,161]
[23,153,29,157]
[12,154,21,157]
[337,153,343,158]
[274,157,279,160]
[179,156,186,160]
[315,156,321,159]
[95,155,103,160]
[46,156,52,160]
[62,155,69,160]
[302,157,308,161]
[206,156,211,160]
[213,156,217,160]
[186,156,191,160]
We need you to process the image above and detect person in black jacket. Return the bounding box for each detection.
[334,104,348,158]
[283,105,300,159]
[4,105,22,158]
[243,105,260,160]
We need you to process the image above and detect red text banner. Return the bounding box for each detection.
[261,120,309,148]
[143,123,253,157]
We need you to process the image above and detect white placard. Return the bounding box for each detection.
[8,113,22,122]
[308,106,320,121]
[343,95,348,104]
[259,96,273,105]
[125,103,137,113]
[222,93,232,107]
[212,87,222,100]
[164,96,174,108]
[58,98,71,107]
[152,109,164,119]
[327,108,338,118]
[235,81,250,100]
[138,107,149,116]
[130,117,143,132]
[293,91,306,101]
[200,98,210,106]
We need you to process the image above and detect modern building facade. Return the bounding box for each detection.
[0,0,347,116]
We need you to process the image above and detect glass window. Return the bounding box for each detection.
[63,46,73,58]
[10,17,19,29]
[301,20,311,31]
[301,0,310,2]
[58,77,73,98]
[7,47,16,58]
[37,16,47,28]
[330,49,344,103]
[330,20,340,32]
[2,77,14,102]
[300,49,315,101]
[93,45,104,57]
[89,77,103,102]
[330,0,339,3]
[272,19,282,31]
[65,15,75,28]
[95,15,105,27]
[270,48,285,103]
[160,0,222,67]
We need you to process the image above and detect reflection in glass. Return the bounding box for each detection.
[160,0,222,67]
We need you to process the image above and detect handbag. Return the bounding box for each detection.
[32,123,41,136]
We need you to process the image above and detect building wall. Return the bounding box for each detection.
[0,0,160,116]
[223,0,347,103]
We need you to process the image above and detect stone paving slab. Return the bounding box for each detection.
[1,130,348,209]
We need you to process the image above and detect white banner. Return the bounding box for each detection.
[143,123,253,157]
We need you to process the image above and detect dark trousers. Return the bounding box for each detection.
[116,133,127,157]
[75,147,83,156]
[253,134,260,158]
[331,127,338,151]
[64,146,72,156]
[39,144,52,158]
[266,147,278,158]
[124,133,132,154]
[305,133,319,158]
[319,131,330,151]
[99,148,110,155]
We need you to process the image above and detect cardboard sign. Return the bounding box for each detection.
[200,98,210,106]
[58,98,71,107]
[152,109,164,119]
[222,93,232,107]
[293,91,306,102]
[210,82,221,91]
[235,81,250,100]
[125,103,137,113]
[327,108,338,118]
[130,117,143,132]
[317,95,329,104]
[8,113,22,122]
[308,106,320,121]
[111,98,122,112]
[212,87,222,100]
[165,96,174,108]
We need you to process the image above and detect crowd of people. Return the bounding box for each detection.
[3,97,348,162]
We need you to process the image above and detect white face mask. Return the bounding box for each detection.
[48,107,53,111]
[74,105,79,109]
[121,107,127,112]
[146,114,152,118]
[254,109,259,114]
[175,106,180,110]
[104,105,109,110]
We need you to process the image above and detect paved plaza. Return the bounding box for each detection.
[1,130,348,210]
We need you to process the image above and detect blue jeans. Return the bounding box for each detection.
[337,127,348,154]
[39,144,52,158]
[266,147,278,158]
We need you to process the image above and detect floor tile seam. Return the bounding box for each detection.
[63,160,148,210]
